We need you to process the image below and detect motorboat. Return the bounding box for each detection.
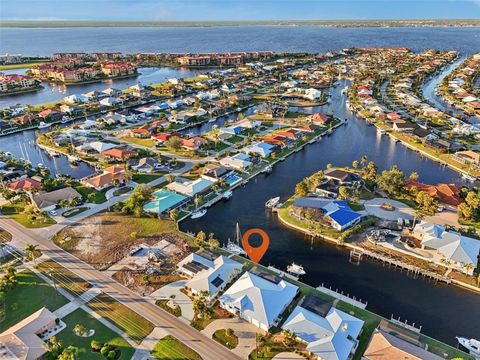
[223,223,246,256]
[261,165,273,174]
[208,118,216,123]
[462,173,477,182]
[61,116,71,124]
[287,262,306,276]
[38,121,51,129]
[222,190,233,200]
[265,196,280,209]
[190,209,207,219]
[456,337,480,358]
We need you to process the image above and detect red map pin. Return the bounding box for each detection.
[242,228,270,264]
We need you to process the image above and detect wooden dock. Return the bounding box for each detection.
[350,248,452,284]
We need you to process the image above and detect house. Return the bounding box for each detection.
[324,168,362,187]
[129,157,161,173]
[102,147,136,162]
[153,133,176,143]
[293,197,363,231]
[392,121,416,132]
[413,222,480,275]
[130,126,152,138]
[201,165,232,181]
[243,142,276,158]
[220,153,253,170]
[306,113,330,125]
[82,166,130,191]
[404,179,463,207]
[31,187,82,212]
[102,87,122,97]
[304,88,322,101]
[453,150,480,166]
[182,137,208,151]
[282,295,364,360]
[167,176,216,197]
[275,129,300,140]
[38,109,62,121]
[0,307,58,360]
[219,269,298,331]
[76,141,117,154]
[8,177,41,192]
[100,97,123,107]
[363,328,444,360]
[177,250,242,301]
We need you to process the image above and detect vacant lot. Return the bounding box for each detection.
[151,336,202,360]
[53,213,189,269]
[36,260,92,296]
[0,269,69,332]
[87,293,154,344]
[56,308,135,360]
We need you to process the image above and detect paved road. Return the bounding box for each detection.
[0,214,240,360]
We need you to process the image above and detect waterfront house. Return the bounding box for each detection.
[363,328,444,360]
[167,176,216,197]
[304,88,322,101]
[201,165,233,182]
[243,142,276,158]
[413,222,480,275]
[63,94,89,104]
[102,87,122,97]
[38,109,62,121]
[59,104,83,116]
[282,295,364,360]
[324,168,362,187]
[404,179,462,208]
[392,121,416,132]
[31,187,82,212]
[8,177,41,192]
[0,307,58,360]
[76,141,117,155]
[14,114,37,126]
[177,250,242,301]
[99,97,123,107]
[182,137,208,151]
[452,150,480,167]
[82,166,130,191]
[152,133,176,143]
[219,269,299,331]
[102,147,136,162]
[219,153,253,170]
[306,113,330,125]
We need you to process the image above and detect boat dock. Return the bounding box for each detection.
[317,284,368,309]
[267,265,300,281]
[349,248,452,284]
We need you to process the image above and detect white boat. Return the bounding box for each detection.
[222,190,233,200]
[462,173,477,182]
[287,262,306,276]
[265,196,280,209]
[224,223,246,256]
[38,122,51,129]
[61,116,71,124]
[261,165,273,174]
[456,337,480,358]
[190,209,207,219]
[67,155,79,164]
[208,118,216,123]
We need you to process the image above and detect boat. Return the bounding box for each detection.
[222,190,233,200]
[38,122,51,129]
[261,165,273,174]
[208,118,216,123]
[67,155,79,165]
[224,223,246,256]
[212,124,218,129]
[265,196,280,209]
[287,262,306,276]
[456,337,480,358]
[61,116,71,124]
[190,209,207,219]
[462,173,477,182]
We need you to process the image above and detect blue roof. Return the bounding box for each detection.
[328,208,362,226]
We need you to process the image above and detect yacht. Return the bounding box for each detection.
[462,173,477,182]
[261,165,273,174]
[222,190,233,200]
[456,337,480,358]
[190,209,207,219]
[38,122,51,129]
[208,118,216,123]
[265,196,280,209]
[287,262,306,276]
[224,222,246,256]
[61,116,71,124]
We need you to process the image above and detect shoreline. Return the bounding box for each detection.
[0,86,43,97]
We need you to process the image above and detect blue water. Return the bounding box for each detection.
[224,173,242,186]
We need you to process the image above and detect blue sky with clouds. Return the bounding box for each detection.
[2,0,480,21]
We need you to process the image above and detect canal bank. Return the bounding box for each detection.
[180,79,480,346]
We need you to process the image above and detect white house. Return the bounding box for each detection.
[305,88,322,101]
[166,177,216,197]
[177,251,242,300]
[219,153,252,170]
[282,295,364,360]
[413,222,480,275]
[219,271,298,331]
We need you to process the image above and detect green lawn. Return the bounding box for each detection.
[120,136,156,148]
[87,293,154,344]
[36,260,92,296]
[76,186,108,204]
[156,299,181,317]
[151,335,202,360]
[132,173,164,184]
[0,61,50,70]
[62,207,88,218]
[213,329,239,349]
[56,308,135,360]
[0,201,56,228]
[0,269,69,332]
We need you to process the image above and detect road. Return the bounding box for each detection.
[1,215,241,360]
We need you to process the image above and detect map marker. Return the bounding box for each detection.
[242,228,270,264]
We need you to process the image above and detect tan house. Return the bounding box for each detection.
[82,166,130,191]
[0,307,58,360]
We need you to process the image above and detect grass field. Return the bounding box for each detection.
[36,260,92,296]
[0,269,69,332]
[62,207,88,218]
[0,61,50,70]
[132,173,164,184]
[120,136,156,148]
[87,293,155,344]
[151,335,202,360]
[0,201,56,228]
[56,308,135,360]
[76,186,108,204]
[213,329,239,349]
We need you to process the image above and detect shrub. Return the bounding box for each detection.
[107,350,117,360]
[100,345,111,356]
[91,340,102,352]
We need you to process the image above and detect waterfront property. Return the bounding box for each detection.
[143,189,189,214]
[166,176,216,197]
[219,269,299,331]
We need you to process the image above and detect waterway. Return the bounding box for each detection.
[0,67,202,108]
[180,79,480,345]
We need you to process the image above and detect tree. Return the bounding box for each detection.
[122,184,152,216]
[87,192,97,203]
[377,165,405,195]
[360,155,368,168]
[208,238,220,249]
[295,180,309,197]
[169,209,178,221]
[45,336,63,359]
[165,136,182,150]
[361,161,378,184]
[166,174,175,183]
[352,160,359,169]
[24,243,39,264]
[0,265,17,293]
[415,191,438,215]
[142,274,151,286]
[74,324,88,336]
[338,186,350,200]
[458,202,474,220]
[196,231,206,244]
[58,346,78,360]
[409,172,419,180]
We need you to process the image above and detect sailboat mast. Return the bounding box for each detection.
[236,222,241,246]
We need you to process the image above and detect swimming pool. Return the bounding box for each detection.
[224,173,243,186]
[143,189,188,214]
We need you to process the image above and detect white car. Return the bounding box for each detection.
[49,210,58,216]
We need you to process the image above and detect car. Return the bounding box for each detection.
[49,210,58,216]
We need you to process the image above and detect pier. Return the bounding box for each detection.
[317,283,368,309]
[350,248,452,284]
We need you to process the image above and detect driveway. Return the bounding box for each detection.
[202,318,264,360]
[363,198,414,221]
[149,280,194,322]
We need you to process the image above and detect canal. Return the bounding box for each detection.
[180,79,480,345]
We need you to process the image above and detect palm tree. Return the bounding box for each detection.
[24,243,39,264]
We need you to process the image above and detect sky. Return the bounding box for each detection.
[1,0,480,21]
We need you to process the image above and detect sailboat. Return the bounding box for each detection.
[224,222,246,256]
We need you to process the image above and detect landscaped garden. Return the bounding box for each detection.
[0,200,56,228]
[213,328,239,349]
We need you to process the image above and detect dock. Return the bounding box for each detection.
[317,283,368,309]
[349,248,452,284]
